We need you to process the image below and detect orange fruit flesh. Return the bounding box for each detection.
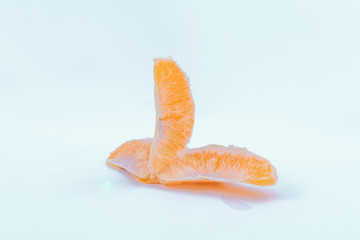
[163,145,277,186]
[107,58,278,186]
[107,138,157,183]
[108,139,277,186]
[149,58,195,177]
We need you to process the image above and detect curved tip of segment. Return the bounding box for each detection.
[153,57,172,64]
[153,57,178,71]
[153,56,174,62]
[248,165,278,186]
[152,57,190,87]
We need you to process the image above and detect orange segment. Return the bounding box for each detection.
[108,138,277,186]
[107,138,156,183]
[107,57,278,187]
[161,145,278,186]
[149,58,195,176]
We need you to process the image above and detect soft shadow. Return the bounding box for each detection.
[164,182,277,200]
[162,182,279,210]
[107,162,279,210]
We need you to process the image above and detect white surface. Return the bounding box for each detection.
[1,1,359,239]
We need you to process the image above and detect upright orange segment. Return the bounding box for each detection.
[149,58,195,178]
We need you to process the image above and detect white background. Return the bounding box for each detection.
[1,0,359,239]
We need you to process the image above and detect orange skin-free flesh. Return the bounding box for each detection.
[107,139,277,186]
[149,58,195,177]
[107,138,157,183]
[107,58,278,186]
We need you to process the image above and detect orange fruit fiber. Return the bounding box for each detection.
[107,58,278,186]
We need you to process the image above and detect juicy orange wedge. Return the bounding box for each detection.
[149,58,195,179]
[107,58,278,186]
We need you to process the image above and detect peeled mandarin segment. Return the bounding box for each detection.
[107,57,278,187]
[150,58,195,176]
[108,138,277,186]
[107,138,157,183]
[159,145,278,186]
